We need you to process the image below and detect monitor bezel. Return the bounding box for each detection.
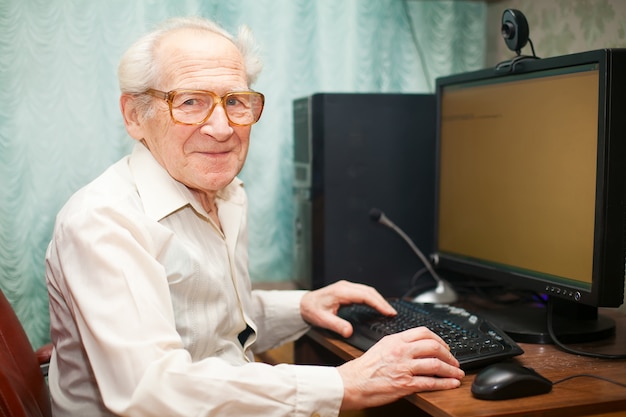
[433,49,626,309]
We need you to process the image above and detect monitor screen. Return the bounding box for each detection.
[433,49,626,342]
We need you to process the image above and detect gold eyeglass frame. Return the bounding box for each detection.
[144,89,265,126]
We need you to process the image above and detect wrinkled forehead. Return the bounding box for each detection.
[154,28,247,89]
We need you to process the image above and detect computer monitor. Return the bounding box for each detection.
[433,49,626,344]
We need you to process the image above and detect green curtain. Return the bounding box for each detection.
[0,0,486,348]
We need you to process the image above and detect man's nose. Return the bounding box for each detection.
[200,105,234,140]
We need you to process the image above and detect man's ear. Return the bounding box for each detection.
[120,94,145,140]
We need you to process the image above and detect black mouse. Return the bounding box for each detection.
[471,362,552,400]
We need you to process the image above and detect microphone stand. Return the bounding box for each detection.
[370,208,458,304]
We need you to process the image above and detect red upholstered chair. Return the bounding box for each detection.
[0,289,52,417]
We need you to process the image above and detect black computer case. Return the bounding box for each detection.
[293,93,436,297]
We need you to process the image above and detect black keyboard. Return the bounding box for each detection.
[336,299,524,370]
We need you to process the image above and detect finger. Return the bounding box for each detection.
[411,339,460,367]
[366,296,397,316]
[322,313,354,337]
[409,357,465,380]
[332,281,397,315]
[398,326,450,350]
[393,328,461,369]
[410,340,460,368]
[410,374,463,392]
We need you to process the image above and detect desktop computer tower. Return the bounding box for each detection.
[293,93,436,297]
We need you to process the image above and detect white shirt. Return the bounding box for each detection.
[45,143,343,417]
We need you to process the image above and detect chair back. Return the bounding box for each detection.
[0,289,52,417]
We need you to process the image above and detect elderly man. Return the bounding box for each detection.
[45,16,464,417]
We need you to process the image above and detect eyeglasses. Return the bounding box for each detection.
[145,89,265,126]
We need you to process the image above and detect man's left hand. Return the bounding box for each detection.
[300,280,396,338]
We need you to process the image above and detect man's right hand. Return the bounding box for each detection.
[337,326,465,410]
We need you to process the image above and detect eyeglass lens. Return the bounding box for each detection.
[171,91,263,125]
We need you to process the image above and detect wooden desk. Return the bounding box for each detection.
[295,308,626,417]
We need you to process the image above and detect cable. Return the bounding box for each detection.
[402,267,429,299]
[527,38,537,57]
[546,298,626,360]
[552,374,626,388]
[409,267,429,287]
[494,36,539,73]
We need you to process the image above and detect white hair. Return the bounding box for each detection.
[118,16,263,114]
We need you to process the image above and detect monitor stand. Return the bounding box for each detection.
[476,297,616,344]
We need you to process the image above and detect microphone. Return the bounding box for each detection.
[369,208,458,304]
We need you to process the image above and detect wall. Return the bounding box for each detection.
[485,0,626,313]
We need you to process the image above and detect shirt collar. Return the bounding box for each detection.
[128,142,244,222]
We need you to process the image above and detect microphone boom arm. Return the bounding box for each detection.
[369,208,458,304]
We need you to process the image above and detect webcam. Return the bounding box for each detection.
[501,9,530,54]
[495,9,538,73]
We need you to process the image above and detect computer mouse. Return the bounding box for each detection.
[471,362,552,400]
